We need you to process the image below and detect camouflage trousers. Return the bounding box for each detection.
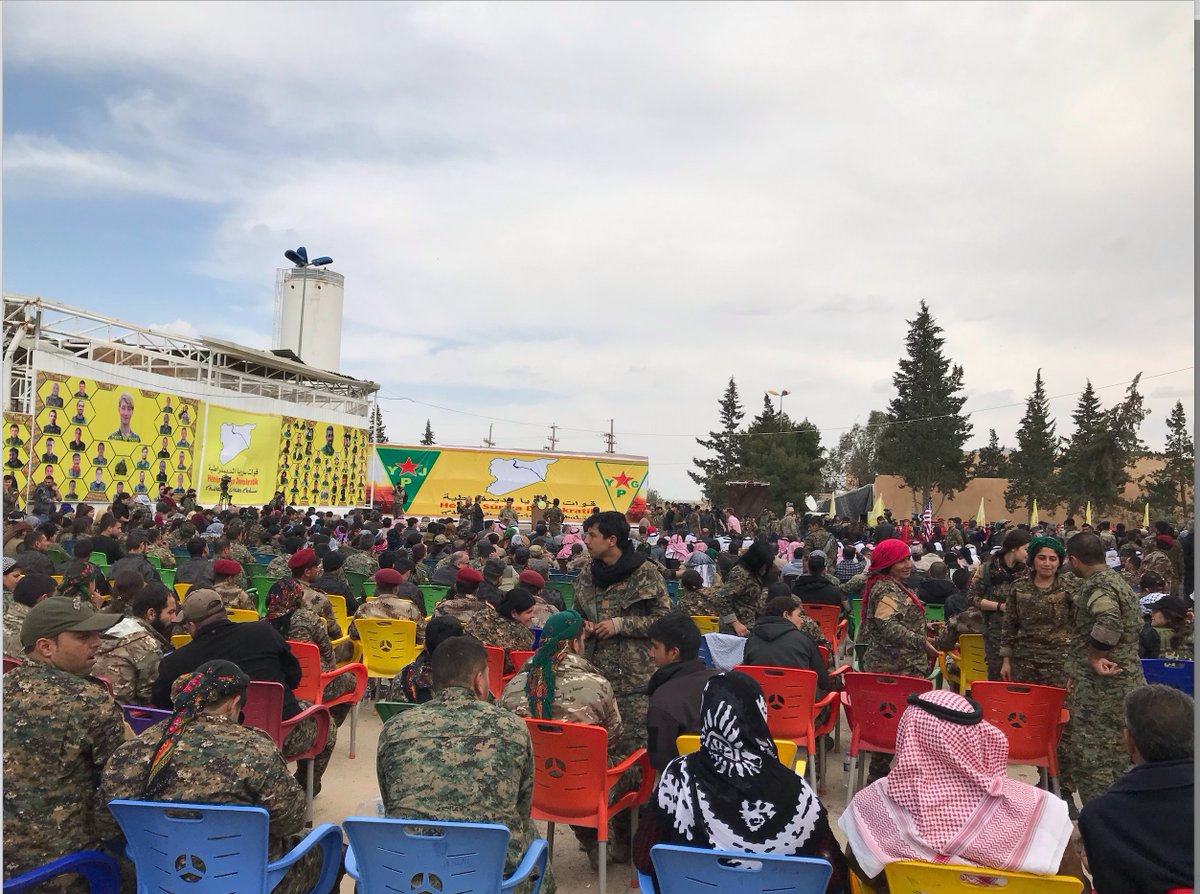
[1067,675,1139,803]
[283,698,338,794]
[322,673,356,726]
[981,613,1003,681]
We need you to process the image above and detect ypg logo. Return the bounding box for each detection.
[595,462,645,510]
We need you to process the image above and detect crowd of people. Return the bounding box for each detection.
[1,485,1194,893]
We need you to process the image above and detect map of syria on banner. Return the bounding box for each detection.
[369,444,648,520]
[199,405,281,505]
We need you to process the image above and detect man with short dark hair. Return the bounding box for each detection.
[176,537,215,587]
[377,635,553,892]
[477,557,507,608]
[108,529,160,586]
[2,572,55,659]
[644,613,717,773]
[1078,685,1193,893]
[15,530,54,576]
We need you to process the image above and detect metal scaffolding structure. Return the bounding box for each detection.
[3,293,378,418]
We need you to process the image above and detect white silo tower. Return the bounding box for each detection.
[273,266,344,373]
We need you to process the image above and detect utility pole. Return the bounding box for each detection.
[482,424,495,448]
[546,424,559,452]
[603,419,616,454]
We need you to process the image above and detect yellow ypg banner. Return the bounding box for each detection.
[198,405,281,506]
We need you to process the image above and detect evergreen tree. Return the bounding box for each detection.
[368,405,387,443]
[1057,376,1147,515]
[689,376,745,506]
[826,410,891,489]
[1146,401,1194,523]
[1004,369,1058,511]
[975,429,1008,477]
[420,419,435,446]
[742,394,825,513]
[876,301,973,509]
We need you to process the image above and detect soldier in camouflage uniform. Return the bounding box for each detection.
[3,596,124,891]
[715,540,774,636]
[468,539,497,572]
[433,566,491,627]
[465,586,536,675]
[1063,533,1146,804]
[498,497,519,528]
[144,526,176,569]
[1141,538,1179,598]
[99,660,330,894]
[342,534,380,580]
[944,520,965,551]
[676,569,732,620]
[777,506,800,540]
[266,578,355,720]
[286,548,349,662]
[169,521,196,550]
[757,508,777,537]
[350,568,426,644]
[573,512,671,863]
[543,499,565,537]
[225,522,258,574]
[212,558,259,612]
[3,573,56,660]
[803,517,834,559]
[91,584,176,705]
[377,636,553,894]
[969,530,1031,680]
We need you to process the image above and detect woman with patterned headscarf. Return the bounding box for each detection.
[99,660,332,891]
[639,672,847,893]
[56,559,103,609]
[266,579,354,716]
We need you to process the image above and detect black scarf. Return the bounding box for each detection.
[590,543,646,589]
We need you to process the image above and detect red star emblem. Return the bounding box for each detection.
[397,457,419,475]
[613,472,631,488]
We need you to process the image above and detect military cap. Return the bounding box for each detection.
[456,566,484,584]
[21,595,118,649]
[178,588,227,623]
[287,547,319,570]
[517,569,545,589]
[213,558,242,577]
[376,568,404,585]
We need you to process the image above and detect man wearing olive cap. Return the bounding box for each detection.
[3,595,125,886]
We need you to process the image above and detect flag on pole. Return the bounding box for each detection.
[1029,499,1039,528]
[975,497,986,528]
[828,491,837,519]
[921,496,934,542]
[1143,502,1150,529]
[1084,501,1092,526]
[870,493,885,523]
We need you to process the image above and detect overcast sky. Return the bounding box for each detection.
[4,1,1193,499]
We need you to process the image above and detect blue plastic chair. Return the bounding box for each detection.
[121,705,172,735]
[648,844,833,894]
[343,817,549,894]
[3,849,120,893]
[1141,658,1194,695]
[107,799,342,894]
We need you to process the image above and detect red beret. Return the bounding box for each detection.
[456,566,484,584]
[517,569,545,589]
[375,568,403,585]
[213,559,242,577]
[287,547,318,570]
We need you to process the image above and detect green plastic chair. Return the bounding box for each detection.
[146,553,162,570]
[545,579,574,609]
[252,575,281,605]
[363,581,376,597]
[925,603,945,623]
[419,584,450,605]
[375,701,418,722]
[849,597,864,641]
[345,571,368,599]
[158,567,176,588]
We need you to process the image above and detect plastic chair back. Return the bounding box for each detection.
[89,551,108,567]
[419,584,449,605]
[3,656,21,674]
[972,681,1066,771]
[146,553,162,569]
[250,575,278,606]
[288,640,326,704]
[226,608,259,623]
[955,633,988,694]
[122,704,172,735]
[3,849,120,894]
[485,644,506,698]
[327,593,350,634]
[343,817,519,894]
[1141,658,1194,695]
[525,719,615,822]
[733,665,817,743]
[241,680,287,746]
[545,579,574,608]
[882,859,1083,893]
[354,618,419,678]
[375,700,418,722]
[690,615,719,634]
[649,844,833,894]
[510,650,535,673]
[170,634,191,649]
[801,603,843,648]
[157,568,176,588]
[924,603,945,622]
[675,734,798,768]
[344,570,367,599]
[173,583,191,601]
[842,671,933,755]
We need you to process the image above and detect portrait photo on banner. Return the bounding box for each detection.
[3,412,34,502]
[279,416,367,507]
[32,372,199,504]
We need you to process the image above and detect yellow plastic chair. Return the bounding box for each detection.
[882,860,1082,893]
[945,633,988,694]
[171,634,192,649]
[51,575,63,585]
[354,618,421,682]
[675,734,804,777]
[174,583,191,601]
[690,615,720,634]
[327,593,351,635]
[226,608,259,623]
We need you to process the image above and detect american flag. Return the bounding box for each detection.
[921,496,934,542]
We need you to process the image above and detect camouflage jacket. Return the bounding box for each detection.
[1141,549,1178,598]
[1066,568,1146,682]
[676,586,732,621]
[465,607,535,674]
[3,661,126,882]
[99,713,305,861]
[377,686,553,894]
[777,513,800,539]
[999,573,1077,669]
[265,554,293,580]
[215,580,259,612]
[861,576,930,678]
[299,582,341,641]
[434,595,490,627]
[715,563,764,629]
[543,506,564,530]
[92,616,168,705]
[804,528,833,557]
[352,595,426,644]
[343,550,379,578]
[146,543,177,568]
[573,557,672,700]
[944,526,965,549]
[2,601,30,660]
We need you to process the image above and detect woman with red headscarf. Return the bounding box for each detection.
[859,538,937,783]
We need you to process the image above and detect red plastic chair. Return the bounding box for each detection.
[972,681,1069,794]
[802,603,848,659]
[288,640,369,759]
[484,644,506,699]
[842,671,933,800]
[503,649,536,690]
[525,718,653,893]
[242,680,331,822]
[3,656,21,674]
[733,665,840,786]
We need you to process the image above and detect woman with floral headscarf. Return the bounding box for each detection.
[57,559,103,609]
[266,579,354,716]
[637,672,847,893]
[100,660,333,891]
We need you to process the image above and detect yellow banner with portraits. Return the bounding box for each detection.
[32,373,200,505]
[198,404,282,506]
[277,417,368,507]
[3,412,34,504]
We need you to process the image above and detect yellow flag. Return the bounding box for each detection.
[975,497,986,528]
[1143,502,1150,529]
[1029,499,1039,528]
[870,493,885,523]
[1084,501,1092,526]
[828,491,837,519]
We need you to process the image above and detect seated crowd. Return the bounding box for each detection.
[1,495,1194,893]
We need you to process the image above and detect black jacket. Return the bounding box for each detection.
[917,577,956,606]
[176,557,215,587]
[645,659,719,771]
[1079,759,1193,894]
[154,618,302,719]
[743,615,840,697]
[791,574,844,608]
[313,572,357,611]
[90,534,122,565]
[109,553,159,586]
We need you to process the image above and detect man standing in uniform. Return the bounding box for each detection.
[543,498,564,538]
[498,497,519,529]
[804,515,834,558]
[573,510,671,865]
[1065,532,1146,804]
[3,596,124,886]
